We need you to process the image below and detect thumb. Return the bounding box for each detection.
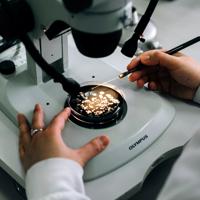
[77,135,110,167]
[140,50,180,70]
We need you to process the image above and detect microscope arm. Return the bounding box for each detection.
[20,34,81,96]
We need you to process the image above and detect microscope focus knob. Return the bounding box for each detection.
[0,60,16,75]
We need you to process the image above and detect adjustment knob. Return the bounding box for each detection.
[0,60,16,75]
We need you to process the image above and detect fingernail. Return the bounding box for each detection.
[64,107,71,112]
[99,136,109,147]
[34,104,40,112]
[64,108,71,116]
[128,74,134,82]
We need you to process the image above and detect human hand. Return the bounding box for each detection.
[127,50,200,100]
[18,104,110,172]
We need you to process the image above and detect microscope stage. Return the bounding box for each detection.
[0,40,175,181]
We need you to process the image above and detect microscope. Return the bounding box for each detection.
[0,0,193,199]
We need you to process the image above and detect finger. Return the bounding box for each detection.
[128,66,156,82]
[136,70,164,88]
[127,57,141,70]
[77,135,110,167]
[18,113,31,150]
[127,49,164,70]
[150,78,170,94]
[48,107,71,134]
[140,50,181,70]
[136,76,149,88]
[129,69,147,82]
[32,104,45,129]
[148,81,159,91]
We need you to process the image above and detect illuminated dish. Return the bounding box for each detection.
[65,84,127,129]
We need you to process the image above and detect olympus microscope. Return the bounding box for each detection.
[0,0,200,199]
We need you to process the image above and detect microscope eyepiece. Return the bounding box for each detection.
[71,29,122,58]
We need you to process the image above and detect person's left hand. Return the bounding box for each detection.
[18,104,110,172]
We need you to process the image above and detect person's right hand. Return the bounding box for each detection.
[127,50,200,100]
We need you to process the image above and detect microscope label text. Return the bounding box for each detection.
[129,135,148,150]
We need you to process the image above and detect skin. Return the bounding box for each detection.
[128,50,200,100]
[18,104,110,172]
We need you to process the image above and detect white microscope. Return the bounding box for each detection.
[0,0,200,199]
